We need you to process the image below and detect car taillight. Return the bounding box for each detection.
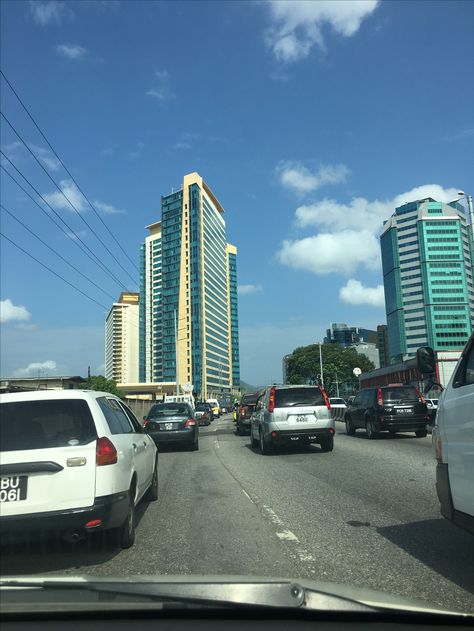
[268,386,276,413]
[143,418,149,427]
[185,419,197,427]
[415,388,426,403]
[239,405,247,418]
[319,387,331,410]
[377,388,384,407]
[96,437,117,466]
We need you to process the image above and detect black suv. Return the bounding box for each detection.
[344,385,429,438]
[236,392,260,435]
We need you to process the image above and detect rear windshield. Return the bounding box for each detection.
[274,387,325,408]
[330,398,346,405]
[0,399,97,452]
[241,393,260,405]
[382,387,419,402]
[195,404,207,411]
[148,403,190,416]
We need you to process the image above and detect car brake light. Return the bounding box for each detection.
[185,418,197,427]
[319,387,331,410]
[377,388,384,406]
[268,386,276,413]
[143,419,149,427]
[415,388,426,403]
[96,437,117,466]
[85,519,102,528]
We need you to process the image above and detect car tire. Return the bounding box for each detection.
[415,429,428,438]
[366,418,378,439]
[191,437,199,451]
[143,456,158,502]
[117,489,136,549]
[389,429,397,436]
[236,422,241,435]
[345,416,355,436]
[320,436,334,452]
[259,430,271,455]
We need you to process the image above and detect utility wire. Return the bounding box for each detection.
[1,232,109,311]
[0,70,139,274]
[1,203,116,302]
[1,110,137,287]
[1,154,128,291]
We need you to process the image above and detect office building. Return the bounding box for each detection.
[105,292,139,383]
[324,323,378,347]
[381,197,474,363]
[139,172,239,399]
[377,324,390,368]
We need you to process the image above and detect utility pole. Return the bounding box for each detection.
[319,342,324,388]
[87,365,91,389]
[335,370,339,397]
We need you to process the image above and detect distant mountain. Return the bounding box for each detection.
[239,380,263,393]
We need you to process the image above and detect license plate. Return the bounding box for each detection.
[295,415,309,422]
[290,436,300,441]
[0,475,28,503]
[164,423,174,430]
[396,408,412,414]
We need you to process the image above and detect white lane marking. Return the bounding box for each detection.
[276,529,299,541]
[262,505,318,566]
[242,489,253,503]
[296,548,315,561]
[214,440,220,449]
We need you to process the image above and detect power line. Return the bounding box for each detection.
[0,155,130,292]
[1,203,116,302]
[0,231,109,311]
[1,110,137,287]
[1,70,140,274]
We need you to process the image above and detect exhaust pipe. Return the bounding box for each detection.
[63,529,85,544]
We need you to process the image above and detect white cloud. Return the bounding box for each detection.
[29,1,72,25]
[173,141,192,151]
[238,284,263,295]
[93,200,125,215]
[65,230,87,241]
[43,179,86,212]
[129,141,145,159]
[264,0,380,62]
[2,141,60,172]
[14,360,57,378]
[100,147,115,157]
[339,279,385,307]
[277,181,461,280]
[278,229,380,276]
[55,44,87,59]
[146,70,173,102]
[0,299,31,324]
[278,162,349,194]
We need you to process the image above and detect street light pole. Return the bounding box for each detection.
[319,342,324,389]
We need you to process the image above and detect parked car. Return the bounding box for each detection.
[144,402,199,450]
[206,398,220,419]
[249,385,335,453]
[432,333,474,535]
[344,384,429,439]
[0,390,158,549]
[236,392,260,435]
[329,397,347,422]
[194,402,211,426]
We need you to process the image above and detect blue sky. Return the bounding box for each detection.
[1,0,473,385]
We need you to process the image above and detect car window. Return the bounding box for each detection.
[330,398,346,405]
[464,345,474,386]
[382,387,419,402]
[0,399,97,451]
[274,387,324,408]
[148,403,190,416]
[118,401,144,432]
[97,397,134,434]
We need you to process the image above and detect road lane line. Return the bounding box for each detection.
[214,440,220,449]
[242,489,253,503]
[276,529,299,541]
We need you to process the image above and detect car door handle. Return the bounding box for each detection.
[142,441,147,448]
[132,443,137,451]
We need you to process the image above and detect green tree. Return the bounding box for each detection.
[88,375,123,398]
[287,344,375,396]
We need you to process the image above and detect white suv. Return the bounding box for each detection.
[0,390,158,548]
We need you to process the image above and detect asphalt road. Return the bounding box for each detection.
[2,414,474,613]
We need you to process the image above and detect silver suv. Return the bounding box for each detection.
[249,385,335,454]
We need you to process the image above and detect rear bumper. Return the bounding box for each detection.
[436,463,474,535]
[268,428,334,445]
[0,491,129,537]
[148,428,197,444]
[376,415,428,431]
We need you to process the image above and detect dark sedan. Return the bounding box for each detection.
[194,402,212,426]
[144,403,199,450]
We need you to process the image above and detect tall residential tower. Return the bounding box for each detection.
[105,292,139,384]
[381,197,474,363]
[139,172,239,399]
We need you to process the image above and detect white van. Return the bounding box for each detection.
[164,394,195,412]
[432,332,474,535]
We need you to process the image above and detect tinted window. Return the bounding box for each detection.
[465,346,474,385]
[118,401,143,432]
[382,387,419,402]
[98,397,134,434]
[148,403,191,416]
[195,404,207,411]
[330,398,346,405]
[0,399,97,452]
[274,387,324,408]
[241,393,260,405]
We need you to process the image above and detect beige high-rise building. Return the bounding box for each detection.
[105,292,139,383]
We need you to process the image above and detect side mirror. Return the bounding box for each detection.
[416,347,436,375]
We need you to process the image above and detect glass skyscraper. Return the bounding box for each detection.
[380,197,474,363]
[139,172,239,398]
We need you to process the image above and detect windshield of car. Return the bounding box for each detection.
[1,0,473,618]
[0,399,97,451]
[148,404,190,417]
[274,387,325,408]
[382,387,420,402]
